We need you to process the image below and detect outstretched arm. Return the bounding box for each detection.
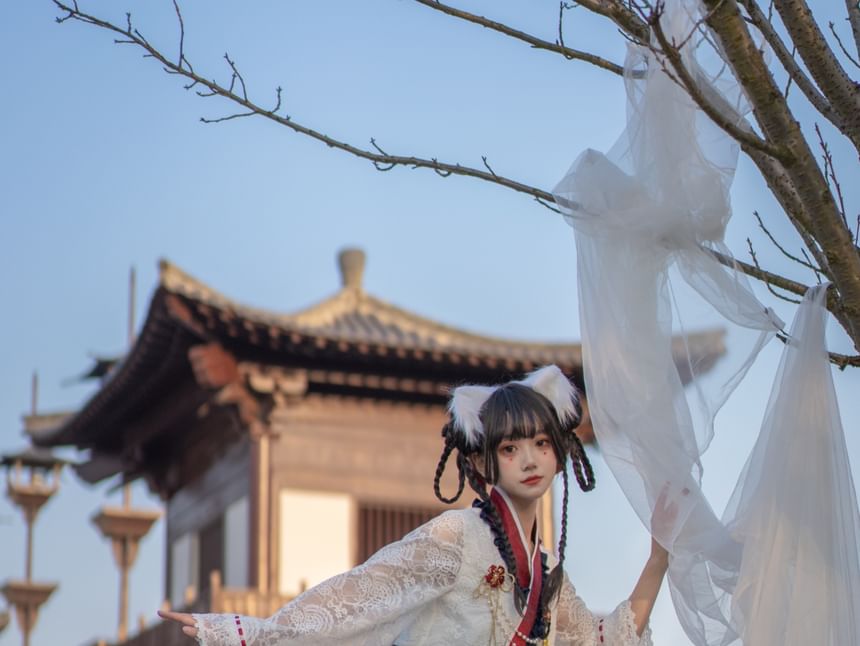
[159,510,464,645]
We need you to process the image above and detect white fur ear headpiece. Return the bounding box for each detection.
[448,365,579,448]
[448,384,497,449]
[515,364,580,426]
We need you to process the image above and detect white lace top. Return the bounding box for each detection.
[193,508,653,646]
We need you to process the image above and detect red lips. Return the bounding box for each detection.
[520,475,543,485]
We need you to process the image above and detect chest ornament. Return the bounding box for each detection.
[474,565,548,646]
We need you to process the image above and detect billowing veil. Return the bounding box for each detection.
[552,1,860,644]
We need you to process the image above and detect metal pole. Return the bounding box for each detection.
[30,373,38,416]
[24,514,33,582]
[128,267,136,346]
[118,539,129,642]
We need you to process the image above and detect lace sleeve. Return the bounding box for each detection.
[555,575,653,646]
[191,510,465,646]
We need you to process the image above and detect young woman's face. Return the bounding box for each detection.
[492,431,558,508]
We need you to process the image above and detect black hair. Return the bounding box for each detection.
[433,377,596,624]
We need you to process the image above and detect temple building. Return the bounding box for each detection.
[30,249,724,646]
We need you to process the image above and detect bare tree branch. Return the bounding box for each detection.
[52,1,558,204]
[829,20,860,70]
[752,209,824,274]
[773,332,860,368]
[573,0,650,42]
[773,0,860,155]
[740,0,837,122]
[410,0,626,75]
[171,0,185,69]
[815,123,849,228]
[800,248,823,283]
[703,0,860,344]
[746,237,802,303]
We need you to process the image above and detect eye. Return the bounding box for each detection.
[499,444,516,455]
[536,438,550,448]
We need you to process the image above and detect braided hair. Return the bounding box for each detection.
[433,377,596,615]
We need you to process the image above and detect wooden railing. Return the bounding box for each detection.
[90,571,294,646]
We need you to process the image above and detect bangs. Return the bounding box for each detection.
[496,404,550,441]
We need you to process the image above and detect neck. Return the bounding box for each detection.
[495,487,538,552]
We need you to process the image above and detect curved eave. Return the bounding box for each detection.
[34,287,201,449]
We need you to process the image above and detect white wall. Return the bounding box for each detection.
[278,489,354,596]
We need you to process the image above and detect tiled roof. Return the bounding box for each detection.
[159,256,587,367]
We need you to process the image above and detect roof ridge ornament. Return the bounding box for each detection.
[337,248,365,291]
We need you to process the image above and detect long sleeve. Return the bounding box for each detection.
[192,510,465,646]
[554,575,653,646]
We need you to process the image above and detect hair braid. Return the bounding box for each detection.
[541,464,570,607]
[568,430,595,492]
[433,427,466,504]
[464,460,527,614]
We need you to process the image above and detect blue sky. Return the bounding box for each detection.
[1,2,858,645]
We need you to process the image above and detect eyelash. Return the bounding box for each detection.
[499,438,551,454]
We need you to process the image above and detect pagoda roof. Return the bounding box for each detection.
[31,250,725,491]
[158,254,594,367]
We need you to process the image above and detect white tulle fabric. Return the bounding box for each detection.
[193,507,652,646]
[552,1,860,645]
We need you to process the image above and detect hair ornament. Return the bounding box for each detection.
[448,365,579,448]
[448,384,497,448]
[517,364,580,427]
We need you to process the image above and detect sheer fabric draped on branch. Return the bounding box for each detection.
[552,1,860,644]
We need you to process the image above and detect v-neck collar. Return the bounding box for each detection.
[492,486,541,577]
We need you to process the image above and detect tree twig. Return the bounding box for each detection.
[829,20,860,70]
[51,1,559,204]
[747,238,802,303]
[800,248,823,283]
[171,0,185,70]
[815,123,849,229]
[410,0,626,75]
[841,0,860,63]
[752,209,824,274]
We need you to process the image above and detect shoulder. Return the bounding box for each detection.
[420,507,478,539]
[404,507,487,547]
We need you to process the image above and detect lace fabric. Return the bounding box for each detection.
[555,579,652,646]
[193,507,649,646]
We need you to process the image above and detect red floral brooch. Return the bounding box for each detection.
[484,564,507,588]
